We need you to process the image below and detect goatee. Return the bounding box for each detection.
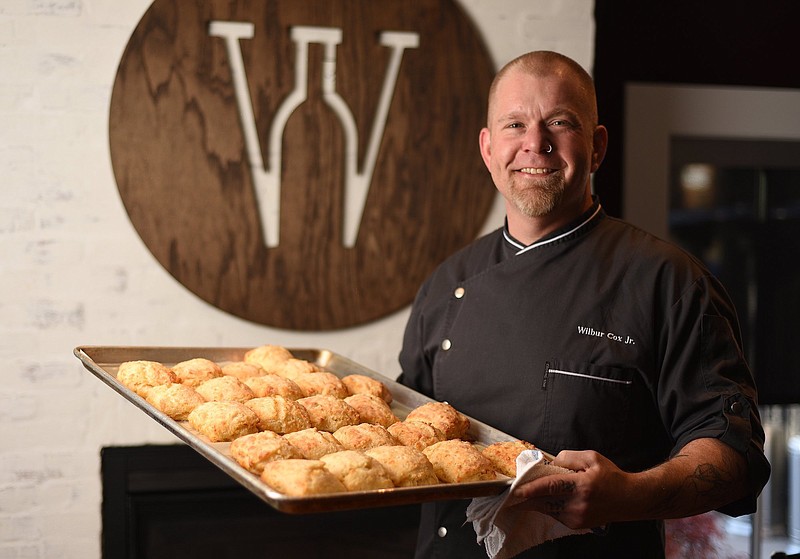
[508,174,565,218]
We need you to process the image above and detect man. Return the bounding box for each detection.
[398,51,770,558]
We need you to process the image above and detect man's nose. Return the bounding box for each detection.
[522,127,551,154]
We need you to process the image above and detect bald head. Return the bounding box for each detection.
[487,51,598,128]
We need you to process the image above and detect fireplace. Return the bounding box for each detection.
[101,445,421,558]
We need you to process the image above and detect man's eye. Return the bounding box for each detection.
[507,122,524,129]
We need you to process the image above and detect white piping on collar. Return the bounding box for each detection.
[504,204,603,255]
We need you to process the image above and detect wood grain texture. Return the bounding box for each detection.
[110,0,495,330]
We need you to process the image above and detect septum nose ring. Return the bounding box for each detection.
[544,143,553,154]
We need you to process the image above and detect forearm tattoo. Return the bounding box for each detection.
[690,463,734,500]
[648,456,740,518]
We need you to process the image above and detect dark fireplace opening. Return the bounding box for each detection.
[102,445,421,559]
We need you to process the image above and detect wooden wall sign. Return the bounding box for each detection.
[109,0,496,330]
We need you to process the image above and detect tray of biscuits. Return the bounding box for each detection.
[74,345,546,514]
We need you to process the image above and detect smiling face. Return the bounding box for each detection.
[479,55,607,242]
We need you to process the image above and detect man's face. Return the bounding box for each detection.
[479,66,606,224]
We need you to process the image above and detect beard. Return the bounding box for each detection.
[506,173,566,218]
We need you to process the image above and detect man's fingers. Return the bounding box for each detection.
[551,449,596,471]
[513,474,577,500]
[546,475,577,495]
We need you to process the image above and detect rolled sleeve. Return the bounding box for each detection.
[664,296,770,516]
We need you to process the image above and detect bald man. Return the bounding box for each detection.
[398,51,769,558]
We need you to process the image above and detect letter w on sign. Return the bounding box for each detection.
[209,21,419,248]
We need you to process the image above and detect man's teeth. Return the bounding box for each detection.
[519,167,550,174]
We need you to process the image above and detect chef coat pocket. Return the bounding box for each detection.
[541,360,638,460]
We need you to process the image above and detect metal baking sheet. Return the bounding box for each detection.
[74,345,518,514]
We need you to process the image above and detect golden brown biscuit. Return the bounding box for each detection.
[244,396,312,434]
[423,440,497,483]
[229,431,302,475]
[187,401,260,442]
[276,358,322,380]
[344,393,399,428]
[364,445,439,487]
[244,344,293,373]
[117,360,178,398]
[319,450,394,491]
[387,420,447,451]
[341,374,393,404]
[172,357,223,387]
[283,428,346,459]
[405,401,470,440]
[333,423,399,451]
[296,395,361,432]
[145,383,206,420]
[259,459,346,496]
[221,361,266,381]
[292,372,349,398]
[243,373,305,400]
[481,440,538,477]
[195,376,255,404]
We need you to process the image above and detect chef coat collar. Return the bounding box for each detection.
[502,197,604,256]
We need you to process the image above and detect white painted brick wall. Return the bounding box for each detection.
[0,1,594,557]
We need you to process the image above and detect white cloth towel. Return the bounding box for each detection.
[466,449,591,559]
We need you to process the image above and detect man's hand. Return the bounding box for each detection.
[510,450,633,529]
[509,438,749,530]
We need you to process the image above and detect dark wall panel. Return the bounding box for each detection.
[593,1,800,218]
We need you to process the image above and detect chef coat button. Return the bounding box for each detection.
[729,401,743,415]
[441,339,452,351]
[454,287,465,299]
[438,526,447,538]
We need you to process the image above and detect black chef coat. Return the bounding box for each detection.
[398,199,770,559]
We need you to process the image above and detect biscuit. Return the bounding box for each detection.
[244,345,293,373]
[341,374,393,404]
[259,459,347,496]
[319,450,394,491]
[172,357,223,388]
[221,361,266,381]
[423,440,497,483]
[387,420,447,451]
[117,360,177,398]
[333,423,399,451]
[243,373,304,400]
[195,376,255,404]
[292,372,349,398]
[344,393,399,428]
[405,401,470,440]
[187,401,260,442]
[229,431,302,475]
[276,358,322,380]
[244,396,312,434]
[365,445,439,487]
[296,395,361,432]
[481,440,538,477]
[283,428,346,459]
[145,383,206,420]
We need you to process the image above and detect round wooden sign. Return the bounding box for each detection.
[109,0,496,330]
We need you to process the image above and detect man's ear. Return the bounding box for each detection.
[479,127,492,171]
[591,125,608,173]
